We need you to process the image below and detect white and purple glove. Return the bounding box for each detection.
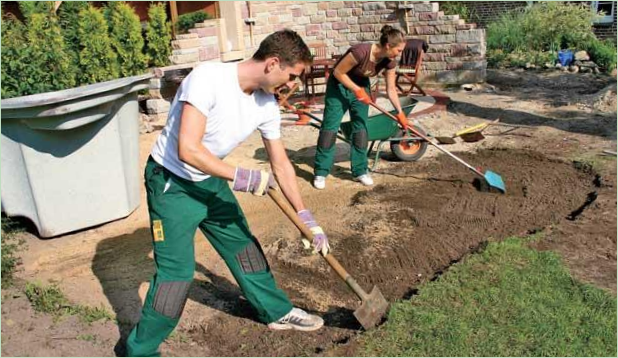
[232,167,276,196]
[297,209,330,255]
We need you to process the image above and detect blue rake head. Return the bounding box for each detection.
[484,170,506,193]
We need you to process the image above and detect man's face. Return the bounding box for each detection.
[264,58,306,94]
[386,42,406,59]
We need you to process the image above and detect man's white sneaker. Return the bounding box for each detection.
[313,176,326,190]
[267,307,324,331]
[354,174,374,186]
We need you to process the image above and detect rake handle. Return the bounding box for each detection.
[368,102,486,179]
[267,188,369,301]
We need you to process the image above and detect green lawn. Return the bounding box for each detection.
[359,237,617,357]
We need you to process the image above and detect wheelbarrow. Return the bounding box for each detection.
[298,97,429,171]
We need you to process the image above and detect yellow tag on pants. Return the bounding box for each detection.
[153,220,165,242]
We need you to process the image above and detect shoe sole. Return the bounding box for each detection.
[268,321,324,332]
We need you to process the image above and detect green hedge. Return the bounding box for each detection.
[77,6,119,85]
[146,3,172,68]
[106,2,148,77]
[176,10,212,34]
[1,9,77,98]
[486,2,615,71]
[1,2,172,99]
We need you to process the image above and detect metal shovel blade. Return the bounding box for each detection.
[484,170,506,193]
[353,286,390,330]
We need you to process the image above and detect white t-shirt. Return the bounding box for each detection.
[151,62,281,181]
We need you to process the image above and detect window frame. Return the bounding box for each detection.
[591,1,616,25]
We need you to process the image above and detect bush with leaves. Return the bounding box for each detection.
[439,2,475,22]
[105,2,148,77]
[176,10,211,34]
[146,2,172,67]
[1,14,29,98]
[486,3,611,71]
[57,1,89,67]
[77,6,119,85]
[585,38,617,71]
[1,9,77,98]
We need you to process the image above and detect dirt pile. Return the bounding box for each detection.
[197,149,602,356]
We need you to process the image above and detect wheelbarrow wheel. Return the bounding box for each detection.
[390,125,428,162]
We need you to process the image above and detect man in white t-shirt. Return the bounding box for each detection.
[126,30,330,357]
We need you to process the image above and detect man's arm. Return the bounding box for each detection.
[177,102,236,180]
[263,137,305,212]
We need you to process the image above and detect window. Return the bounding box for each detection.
[592,1,616,24]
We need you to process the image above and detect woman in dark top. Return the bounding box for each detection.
[313,25,407,189]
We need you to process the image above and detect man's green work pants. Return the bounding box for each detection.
[126,158,293,357]
[314,76,370,178]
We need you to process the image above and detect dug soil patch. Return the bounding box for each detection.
[197,149,604,356]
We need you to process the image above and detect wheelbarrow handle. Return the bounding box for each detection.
[368,102,485,179]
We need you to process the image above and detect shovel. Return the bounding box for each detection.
[368,102,506,193]
[268,188,389,330]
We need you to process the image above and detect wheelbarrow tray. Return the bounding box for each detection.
[340,98,418,141]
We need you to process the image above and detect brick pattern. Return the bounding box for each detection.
[243,1,486,84]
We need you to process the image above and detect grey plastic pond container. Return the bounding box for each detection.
[1,73,153,238]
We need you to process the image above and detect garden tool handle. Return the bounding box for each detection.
[368,102,486,178]
[267,188,364,296]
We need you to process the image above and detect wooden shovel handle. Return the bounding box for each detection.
[267,188,350,281]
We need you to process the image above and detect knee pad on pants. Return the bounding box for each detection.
[317,130,337,150]
[152,281,191,319]
[352,129,368,150]
[236,241,268,274]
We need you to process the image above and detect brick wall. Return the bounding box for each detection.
[240,1,486,84]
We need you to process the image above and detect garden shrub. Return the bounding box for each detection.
[146,2,172,67]
[57,1,89,67]
[1,14,29,98]
[439,2,475,22]
[585,38,617,71]
[1,10,77,98]
[77,6,119,85]
[486,3,609,71]
[176,10,211,34]
[105,2,148,77]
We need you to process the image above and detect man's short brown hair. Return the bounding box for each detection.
[252,29,313,67]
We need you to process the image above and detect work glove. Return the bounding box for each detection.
[297,209,330,256]
[353,88,372,105]
[232,167,276,196]
[396,111,409,129]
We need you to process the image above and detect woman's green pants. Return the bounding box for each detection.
[126,158,293,357]
[314,77,370,178]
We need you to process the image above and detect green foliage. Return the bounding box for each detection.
[18,1,54,20]
[488,49,557,68]
[1,10,77,98]
[25,281,114,323]
[1,217,23,287]
[146,2,172,67]
[25,282,71,315]
[175,10,211,34]
[76,6,119,85]
[359,237,617,357]
[585,38,617,71]
[439,1,474,22]
[486,3,608,71]
[57,1,89,67]
[1,14,29,98]
[105,2,148,77]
